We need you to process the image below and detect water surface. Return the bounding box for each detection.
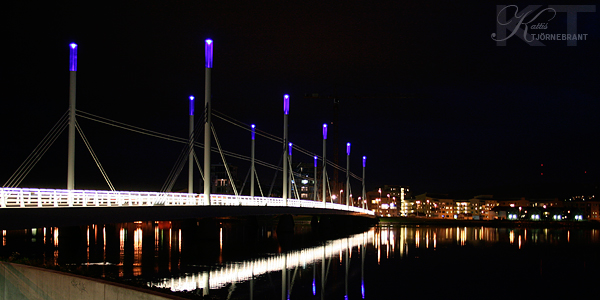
[2,220,600,299]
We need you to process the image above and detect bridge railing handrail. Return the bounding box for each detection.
[0,187,374,215]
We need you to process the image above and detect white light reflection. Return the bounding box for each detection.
[86,225,90,264]
[415,230,420,248]
[386,227,390,259]
[390,229,395,256]
[53,228,59,247]
[455,227,459,244]
[399,228,406,257]
[103,226,106,263]
[119,228,125,277]
[134,227,143,276]
[149,230,374,292]
[219,227,223,264]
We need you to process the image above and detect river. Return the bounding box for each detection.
[2,218,600,299]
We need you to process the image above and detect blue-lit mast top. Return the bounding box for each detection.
[251,124,256,140]
[189,96,195,116]
[69,43,78,71]
[314,156,318,167]
[205,39,213,68]
[284,94,290,115]
[323,124,327,139]
[363,156,366,168]
[347,143,351,155]
[289,142,293,156]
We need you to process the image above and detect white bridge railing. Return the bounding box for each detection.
[0,187,374,215]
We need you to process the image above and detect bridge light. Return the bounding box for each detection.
[314,156,317,167]
[347,143,351,155]
[323,123,327,139]
[251,124,256,140]
[289,142,292,155]
[205,39,213,68]
[69,43,77,71]
[189,96,195,116]
[363,156,366,168]
[284,94,290,115]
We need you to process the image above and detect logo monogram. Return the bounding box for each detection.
[492,5,596,46]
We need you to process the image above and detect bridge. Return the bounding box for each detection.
[0,187,374,230]
[1,40,376,230]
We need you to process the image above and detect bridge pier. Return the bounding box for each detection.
[276,214,294,234]
[276,214,294,251]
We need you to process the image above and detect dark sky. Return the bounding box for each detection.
[3,1,600,197]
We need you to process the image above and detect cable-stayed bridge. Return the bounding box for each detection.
[1,41,375,227]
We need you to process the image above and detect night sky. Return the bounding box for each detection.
[3,1,599,198]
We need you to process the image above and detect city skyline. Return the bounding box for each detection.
[3,2,599,197]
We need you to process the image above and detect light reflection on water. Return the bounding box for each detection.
[2,222,600,299]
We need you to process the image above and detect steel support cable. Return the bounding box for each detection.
[211,124,238,196]
[4,110,69,187]
[192,152,205,182]
[177,112,207,190]
[196,142,282,171]
[80,109,363,185]
[213,110,281,143]
[214,110,325,162]
[268,154,282,197]
[161,147,189,193]
[79,110,283,172]
[161,121,205,193]
[5,113,68,187]
[288,156,301,200]
[214,110,366,195]
[239,168,250,194]
[254,168,264,197]
[80,109,346,175]
[214,110,364,182]
[77,111,189,144]
[75,121,116,191]
[80,109,361,179]
[326,173,333,203]
[239,167,264,197]
[77,110,205,193]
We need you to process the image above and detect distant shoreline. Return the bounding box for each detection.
[378,217,600,228]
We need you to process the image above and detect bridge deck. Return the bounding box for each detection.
[0,188,372,213]
[0,188,375,229]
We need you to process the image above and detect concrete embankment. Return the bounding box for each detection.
[0,262,185,300]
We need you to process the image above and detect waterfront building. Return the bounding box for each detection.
[292,162,318,200]
[367,185,410,216]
